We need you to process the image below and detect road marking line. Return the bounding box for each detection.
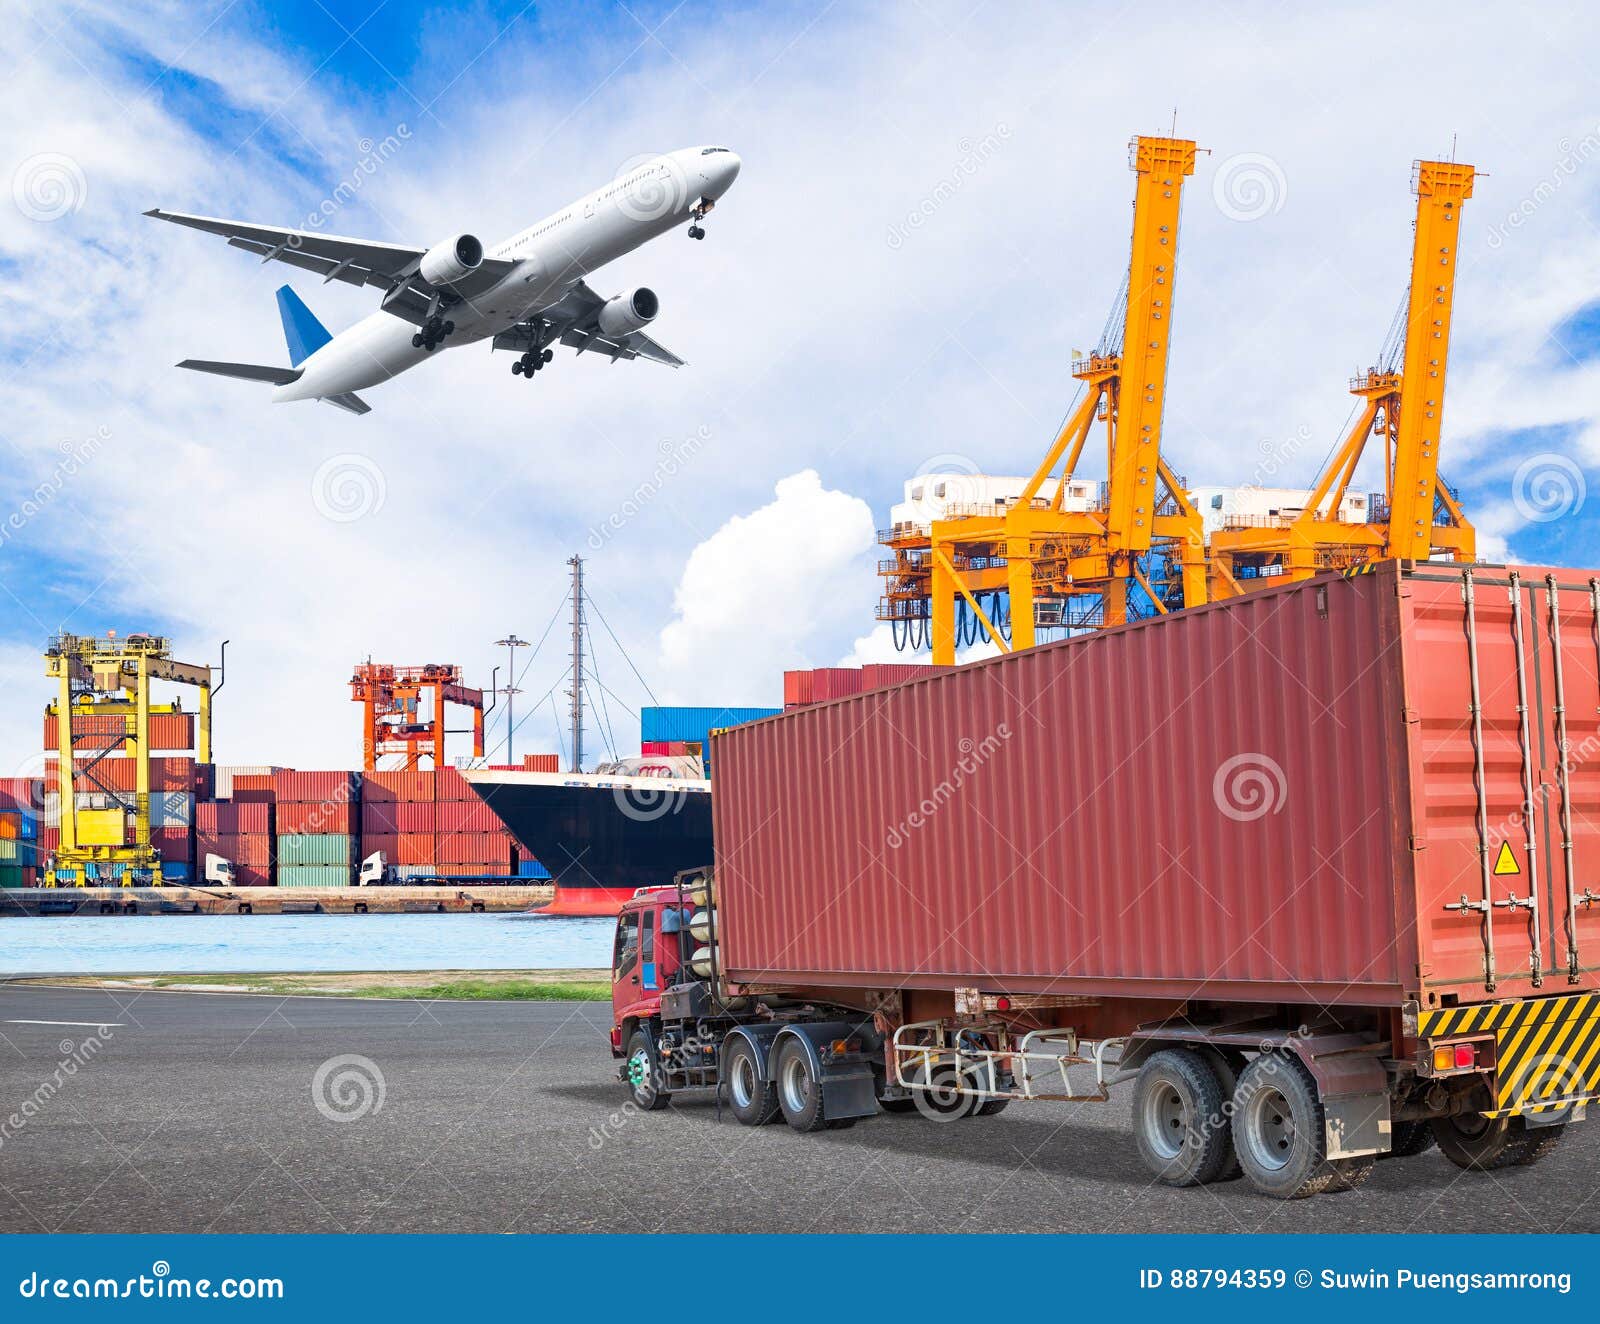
[4,1019,123,1027]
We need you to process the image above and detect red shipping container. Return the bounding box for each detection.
[438,799,503,833]
[152,826,192,863]
[361,770,436,802]
[48,756,196,794]
[358,833,400,862]
[230,774,276,803]
[196,801,272,835]
[434,769,476,802]
[640,741,670,756]
[0,776,45,813]
[196,832,273,867]
[859,663,941,690]
[809,668,864,702]
[44,712,195,752]
[395,802,437,833]
[360,801,401,835]
[783,670,815,708]
[39,826,59,853]
[276,799,356,834]
[273,770,357,805]
[711,563,1600,1008]
[395,833,436,866]
[436,831,509,866]
[523,754,560,773]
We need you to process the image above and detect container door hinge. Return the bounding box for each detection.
[1402,706,1420,724]
[1408,834,1427,852]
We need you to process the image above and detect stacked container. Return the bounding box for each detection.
[639,706,780,771]
[196,800,274,886]
[0,805,40,887]
[361,769,518,878]
[782,664,940,709]
[274,770,356,887]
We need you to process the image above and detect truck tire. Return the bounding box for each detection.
[1194,1046,1245,1181]
[1431,1113,1564,1171]
[774,1039,829,1132]
[725,1036,780,1126]
[624,1030,671,1111]
[1382,1119,1436,1159]
[911,1061,978,1121]
[878,1097,919,1113]
[1131,1048,1232,1187]
[1232,1051,1338,1199]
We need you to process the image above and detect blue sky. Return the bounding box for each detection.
[1,0,1598,769]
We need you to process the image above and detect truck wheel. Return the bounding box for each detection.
[624,1030,671,1112]
[878,1097,919,1114]
[975,1097,1011,1117]
[725,1037,780,1126]
[1431,1113,1563,1171]
[911,1062,978,1121]
[1232,1051,1337,1199]
[775,1039,829,1132]
[1131,1048,1232,1187]
[1382,1119,1436,1159]
[1194,1046,1244,1181]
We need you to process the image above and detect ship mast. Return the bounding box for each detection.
[567,554,584,773]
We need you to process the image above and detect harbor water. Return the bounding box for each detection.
[0,913,615,975]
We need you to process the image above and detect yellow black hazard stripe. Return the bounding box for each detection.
[1420,992,1600,1117]
[1340,562,1380,578]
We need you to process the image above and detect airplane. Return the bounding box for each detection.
[146,145,742,415]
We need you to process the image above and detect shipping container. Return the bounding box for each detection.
[277,863,353,888]
[516,857,552,879]
[360,770,437,802]
[640,706,780,761]
[229,774,277,803]
[713,563,1600,1007]
[434,769,478,802]
[394,801,437,833]
[196,801,272,835]
[44,712,195,752]
[46,756,197,794]
[0,776,45,814]
[782,670,814,708]
[275,832,354,867]
[196,831,274,867]
[273,770,357,805]
[611,564,1600,1200]
[150,791,193,827]
[276,798,357,835]
[212,765,277,798]
[523,754,561,773]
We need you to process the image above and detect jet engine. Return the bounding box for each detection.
[419,234,484,286]
[597,287,659,337]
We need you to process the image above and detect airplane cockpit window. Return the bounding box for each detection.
[700,147,731,155]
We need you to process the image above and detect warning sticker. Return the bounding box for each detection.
[1493,841,1520,876]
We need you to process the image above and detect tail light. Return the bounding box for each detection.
[1430,1041,1479,1073]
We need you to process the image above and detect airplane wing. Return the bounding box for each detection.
[493,279,686,367]
[143,209,517,327]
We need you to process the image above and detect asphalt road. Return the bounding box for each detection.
[1,984,1596,1234]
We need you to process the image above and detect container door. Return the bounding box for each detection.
[1408,567,1600,1000]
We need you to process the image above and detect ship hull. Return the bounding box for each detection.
[463,770,712,915]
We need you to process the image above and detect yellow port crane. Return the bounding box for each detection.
[45,632,216,887]
[1208,158,1477,590]
[877,136,1208,664]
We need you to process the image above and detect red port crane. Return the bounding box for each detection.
[349,662,485,771]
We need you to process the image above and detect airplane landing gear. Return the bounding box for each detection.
[687,225,705,240]
[414,316,457,352]
[688,198,712,240]
[512,348,554,378]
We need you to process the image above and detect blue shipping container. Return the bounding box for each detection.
[640,706,780,750]
[516,858,551,879]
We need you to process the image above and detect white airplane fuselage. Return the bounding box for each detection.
[275,146,740,403]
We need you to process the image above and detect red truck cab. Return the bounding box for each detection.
[608,887,687,1056]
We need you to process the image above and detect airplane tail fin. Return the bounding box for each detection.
[275,284,333,366]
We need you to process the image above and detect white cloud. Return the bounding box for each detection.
[657,470,875,702]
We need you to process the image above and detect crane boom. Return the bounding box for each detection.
[1386,159,1474,561]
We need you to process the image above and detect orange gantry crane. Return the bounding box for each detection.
[1208,159,1478,591]
[349,662,484,771]
[877,136,1208,664]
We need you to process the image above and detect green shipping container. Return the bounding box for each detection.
[275,833,353,867]
[0,865,26,888]
[276,863,353,888]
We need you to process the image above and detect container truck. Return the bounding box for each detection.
[608,562,1600,1198]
